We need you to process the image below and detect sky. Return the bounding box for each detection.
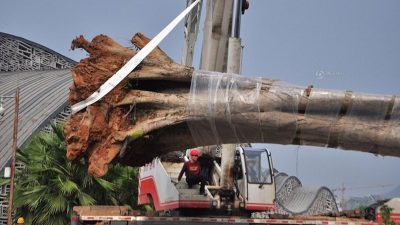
[1,0,399,198]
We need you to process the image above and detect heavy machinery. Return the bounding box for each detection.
[70,1,400,224]
[138,146,276,215]
[73,146,400,224]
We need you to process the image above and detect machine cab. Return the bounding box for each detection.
[237,147,276,211]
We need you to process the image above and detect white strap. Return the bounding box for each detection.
[71,0,201,114]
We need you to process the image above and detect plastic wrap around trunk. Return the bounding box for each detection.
[338,93,391,151]
[187,70,399,156]
[383,97,400,150]
[260,81,303,144]
[300,89,345,147]
[188,70,263,145]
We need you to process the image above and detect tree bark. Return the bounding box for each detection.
[64,33,400,177]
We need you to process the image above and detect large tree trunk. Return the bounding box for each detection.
[64,33,400,177]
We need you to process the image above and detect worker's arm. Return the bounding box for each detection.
[178,162,187,181]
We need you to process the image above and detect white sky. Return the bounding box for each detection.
[1,0,399,198]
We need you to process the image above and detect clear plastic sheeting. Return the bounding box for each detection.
[301,89,345,147]
[188,70,263,146]
[338,93,392,151]
[381,96,400,151]
[259,81,302,144]
[188,71,302,146]
[187,70,399,156]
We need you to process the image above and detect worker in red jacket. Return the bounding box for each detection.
[178,149,206,195]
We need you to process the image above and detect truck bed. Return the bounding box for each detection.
[76,214,379,225]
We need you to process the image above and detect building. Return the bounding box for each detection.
[0,32,75,72]
[0,32,75,225]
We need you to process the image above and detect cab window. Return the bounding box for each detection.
[244,150,272,184]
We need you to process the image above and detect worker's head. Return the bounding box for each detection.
[17,217,24,224]
[247,158,257,168]
[190,149,199,161]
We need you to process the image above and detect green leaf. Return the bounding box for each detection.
[77,192,96,205]
[14,123,141,224]
[45,194,68,214]
[57,176,79,195]
[0,177,10,186]
[94,177,116,191]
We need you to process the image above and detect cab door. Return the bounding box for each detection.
[243,148,276,211]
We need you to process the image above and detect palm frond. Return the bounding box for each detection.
[94,177,116,191]
[50,123,65,142]
[77,192,96,205]
[56,176,79,195]
[0,177,9,186]
[44,194,68,215]
[14,123,140,224]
